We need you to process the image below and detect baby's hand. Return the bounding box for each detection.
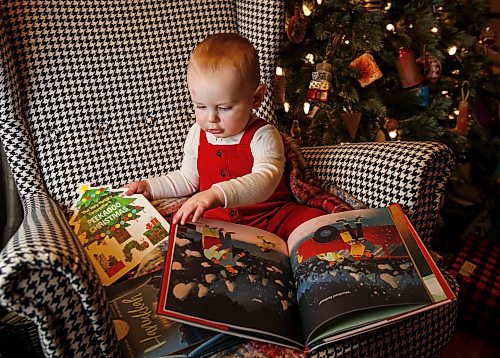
[123,181,153,200]
[173,188,224,225]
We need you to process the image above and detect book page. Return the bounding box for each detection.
[158,218,304,348]
[69,184,170,285]
[287,207,432,344]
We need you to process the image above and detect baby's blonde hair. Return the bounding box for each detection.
[188,33,260,88]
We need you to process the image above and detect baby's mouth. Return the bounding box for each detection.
[208,129,224,135]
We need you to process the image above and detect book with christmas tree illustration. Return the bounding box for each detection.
[157,204,455,352]
[69,184,170,285]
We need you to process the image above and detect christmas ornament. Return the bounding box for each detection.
[274,66,286,105]
[341,111,362,139]
[350,53,383,88]
[453,80,470,137]
[326,29,345,58]
[375,118,398,142]
[477,26,497,53]
[361,0,385,11]
[308,62,332,102]
[287,6,307,44]
[396,47,423,88]
[416,48,442,84]
[475,101,493,127]
[413,85,429,107]
[290,119,302,146]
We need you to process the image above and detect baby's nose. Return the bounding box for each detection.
[208,112,220,123]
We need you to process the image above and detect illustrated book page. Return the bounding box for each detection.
[69,184,170,285]
[157,205,455,351]
[287,204,455,347]
[157,218,305,349]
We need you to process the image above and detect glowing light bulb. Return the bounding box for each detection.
[454,109,460,115]
[317,0,322,4]
[431,27,438,33]
[344,39,350,45]
[441,90,449,95]
[385,2,392,11]
[389,130,398,139]
[305,53,315,64]
[276,67,284,76]
[303,102,311,115]
[302,4,312,16]
[284,102,290,112]
[386,24,395,31]
[448,45,458,55]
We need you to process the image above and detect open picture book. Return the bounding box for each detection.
[157,204,455,352]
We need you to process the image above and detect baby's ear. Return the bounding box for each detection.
[252,84,267,108]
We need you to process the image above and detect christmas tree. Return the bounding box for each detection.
[275,0,499,240]
[70,185,144,247]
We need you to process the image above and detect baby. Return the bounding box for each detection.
[125,33,325,240]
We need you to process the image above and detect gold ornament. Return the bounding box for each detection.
[350,53,383,88]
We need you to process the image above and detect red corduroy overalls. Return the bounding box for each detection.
[198,118,325,240]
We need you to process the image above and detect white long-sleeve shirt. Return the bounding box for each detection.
[147,120,285,208]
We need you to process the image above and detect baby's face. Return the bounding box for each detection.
[187,68,264,138]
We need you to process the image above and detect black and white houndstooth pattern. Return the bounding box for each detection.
[301,141,455,244]
[0,1,283,356]
[0,1,457,357]
[0,0,282,213]
[0,194,119,357]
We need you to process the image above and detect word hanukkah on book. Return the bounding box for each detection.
[69,184,170,285]
[157,204,455,352]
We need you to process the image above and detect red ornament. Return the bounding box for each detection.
[475,101,493,127]
[287,6,307,44]
[308,62,333,102]
[396,48,423,88]
[416,56,442,84]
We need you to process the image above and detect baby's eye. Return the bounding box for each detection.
[195,105,206,110]
[219,107,231,111]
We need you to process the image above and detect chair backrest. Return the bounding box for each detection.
[0,0,283,214]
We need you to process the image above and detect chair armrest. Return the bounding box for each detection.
[0,193,119,357]
[301,141,455,244]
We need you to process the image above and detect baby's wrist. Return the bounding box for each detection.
[211,186,225,207]
[144,179,155,199]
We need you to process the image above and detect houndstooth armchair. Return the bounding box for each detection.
[0,1,457,357]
